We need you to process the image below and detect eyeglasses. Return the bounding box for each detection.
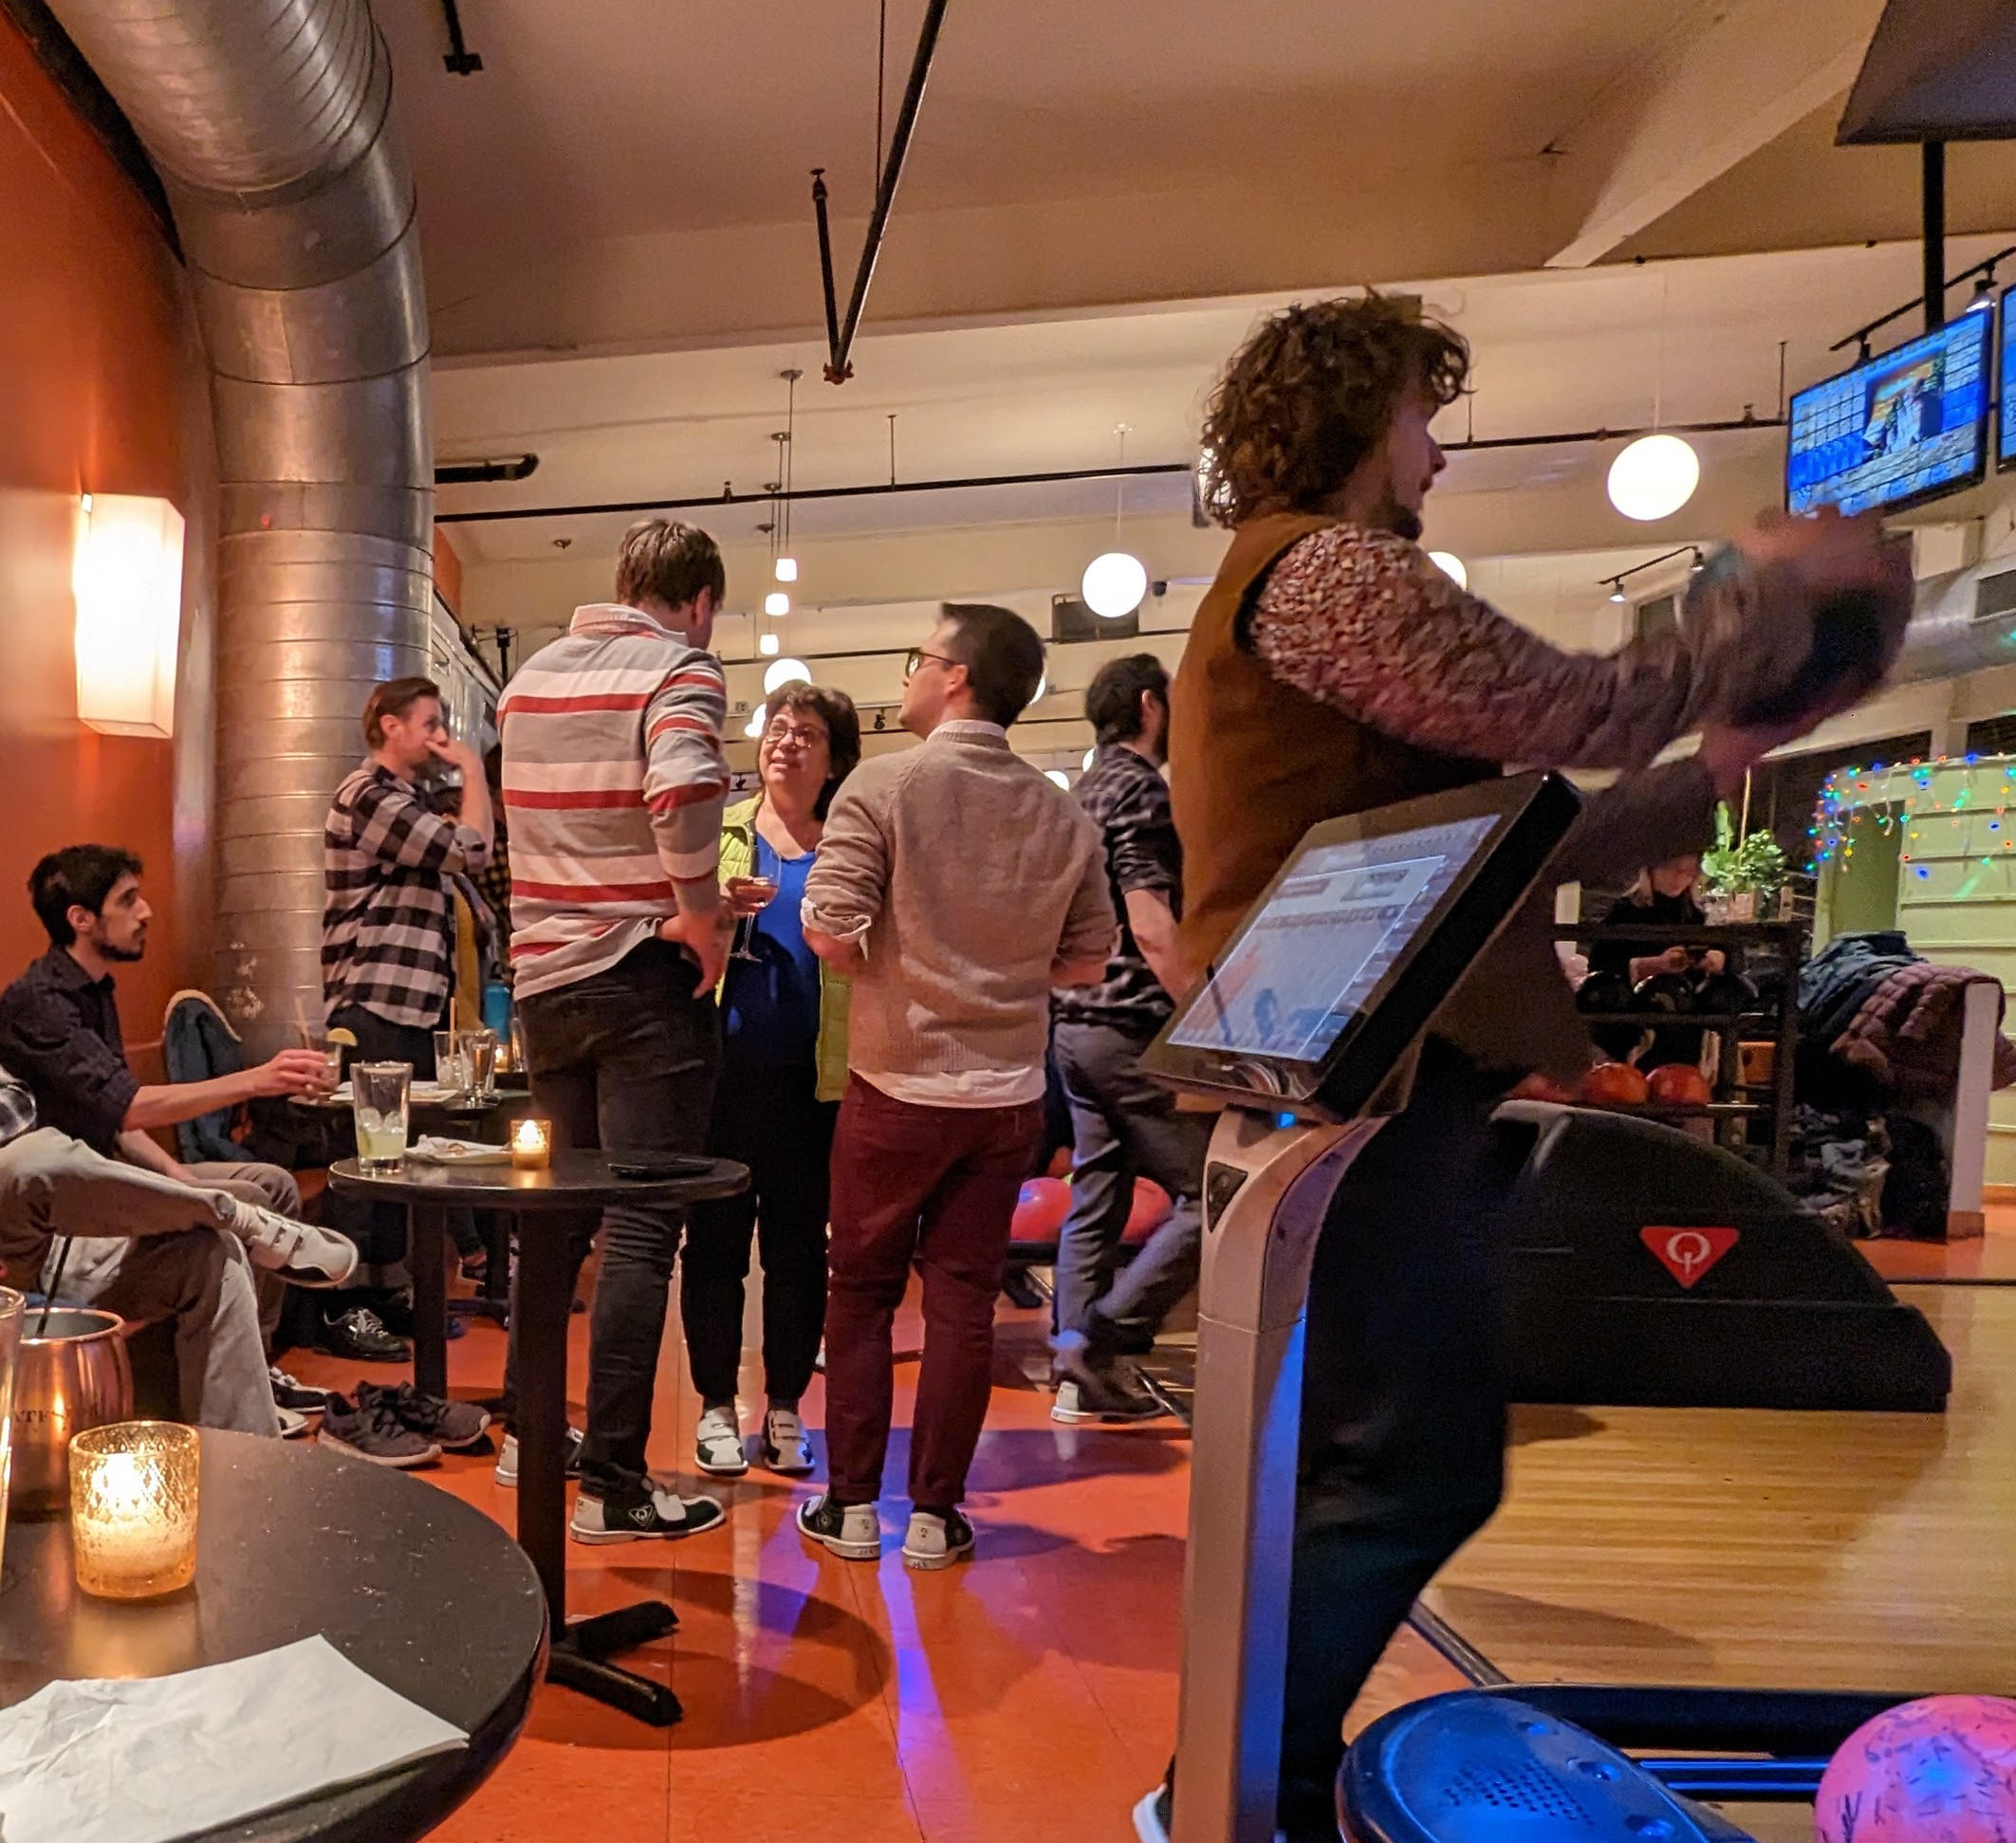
[905,647,957,680]
[763,721,828,748]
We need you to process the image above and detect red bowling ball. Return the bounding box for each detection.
[1011,1175,1072,1242]
[1125,1177,1173,1241]
[1815,1694,2016,1842]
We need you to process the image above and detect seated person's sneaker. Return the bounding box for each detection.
[693,1404,748,1476]
[1132,1778,1174,1843]
[760,1405,813,1475]
[277,1406,311,1439]
[268,1366,330,1413]
[320,1391,442,1468]
[797,1492,880,1561]
[902,1506,975,1571]
[316,1302,410,1362]
[492,1425,583,1487]
[225,1200,358,1288]
[1051,1345,1161,1424]
[358,1381,490,1451]
[570,1484,725,1544]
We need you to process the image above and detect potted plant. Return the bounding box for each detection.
[1701,802,1786,922]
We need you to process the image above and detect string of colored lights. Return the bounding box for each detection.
[1812,755,2016,888]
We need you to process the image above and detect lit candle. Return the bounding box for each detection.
[69,1421,199,1600]
[510,1117,552,1170]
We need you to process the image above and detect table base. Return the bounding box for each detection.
[549,1601,683,1725]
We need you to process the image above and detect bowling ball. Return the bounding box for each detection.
[1123,1177,1173,1243]
[1508,1073,1577,1104]
[1693,968,1761,1015]
[1010,1176,1071,1242]
[1645,1062,1711,1106]
[1575,970,1632,1015]
[1578,1061,1649,1107]
[1633,971,1698,1016]
[1738,581,1911,728]
[1815,1693,2016,1841]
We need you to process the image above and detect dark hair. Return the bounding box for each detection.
[1199,293,1470,526]
[30,845,143,947]
[938,603,1046,728]
[768,684,862,820]
[1084,654,1170,746]
[362,676,441,747]
[615,519,726,612]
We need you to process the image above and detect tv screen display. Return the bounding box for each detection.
[1786,314,1989,516]
[2000,288,2016,471]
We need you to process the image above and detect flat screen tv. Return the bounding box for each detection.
[1999,287,2016,471]
[1786,313,1989,516]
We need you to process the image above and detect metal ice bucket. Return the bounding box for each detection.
[10,1309,134,1516]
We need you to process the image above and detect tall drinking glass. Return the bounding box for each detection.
[0,1288,23,1573]
[352,1062,412,1171]
[467,1028,498,1100]
[432,1028,469,1096]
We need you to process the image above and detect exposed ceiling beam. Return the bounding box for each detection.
[1545,0,1888,269]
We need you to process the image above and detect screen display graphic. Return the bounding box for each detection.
[1170,816,1498,1064]
[1786,315,1989,517]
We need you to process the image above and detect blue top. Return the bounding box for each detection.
[720,836,823,1069]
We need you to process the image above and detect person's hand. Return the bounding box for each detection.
[1655,945,1692,975]
[250,1049,337,1098]
[721,875,777,919]
[1736,505,1914,613]
[1701,949,1727,975]
[427,734,484,779]
[658,909,727,990]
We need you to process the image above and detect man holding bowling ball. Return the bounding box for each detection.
[1148,293,1912,1843]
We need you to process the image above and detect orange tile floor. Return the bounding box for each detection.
[286,1276,1463,1843]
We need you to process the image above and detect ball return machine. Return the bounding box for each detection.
[1132,772,1583,1843]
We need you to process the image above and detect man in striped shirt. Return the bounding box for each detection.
[495,518,732,1543]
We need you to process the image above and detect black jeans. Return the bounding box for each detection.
[680,1058,835,1408]
[324,1004,440,1269]
[1274,1041,1515,1840]
[1049,1018,1211,1348]
[509,940,719,1503]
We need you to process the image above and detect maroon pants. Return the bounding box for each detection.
[823,1075,1044,1510]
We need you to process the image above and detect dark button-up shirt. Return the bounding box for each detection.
[1052,744,1184,1035]
[0,949,139,1154]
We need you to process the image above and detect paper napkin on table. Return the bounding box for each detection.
[408,1135,511,1164]
[0,1634,468,1843]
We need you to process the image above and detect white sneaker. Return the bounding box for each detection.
[570,1484,726,1544]
[227,1201,358,1288]
[492,1425,583,1487]
[797,1492,881,1560]
[760,1405,813,1475]
[902,1507,976,1571]
[694,1405,748,1476]
[277,1406,310,1439]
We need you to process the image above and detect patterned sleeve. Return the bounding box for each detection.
[1105,769,1181,899]
[1249,526,1708,771]
[801,767,892,946]
[1059,818,1121,965]
[642,651,729,894]
[348,777,490,875]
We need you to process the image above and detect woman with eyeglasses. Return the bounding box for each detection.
[680,683,861,1478]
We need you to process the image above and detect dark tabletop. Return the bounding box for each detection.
[0,1429,546,1843]
[325,1149,748,1208]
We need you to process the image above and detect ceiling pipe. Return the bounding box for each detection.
[46,0,434,1056]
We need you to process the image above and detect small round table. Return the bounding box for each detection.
[0,1428,545,1843]
[326,1152,748,1727]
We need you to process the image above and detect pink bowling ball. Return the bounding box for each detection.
[1815,1695,2016,1842]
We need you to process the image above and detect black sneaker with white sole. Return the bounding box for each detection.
[797,1492,881,1561]
[268,1366,330,1413]
[570,1484,725,1544]
[1051,1348,1162,1424]
[316,1303,410,1363]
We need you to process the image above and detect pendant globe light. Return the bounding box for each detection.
[763,656,812,696]
[1427,551,1468,590]
[1082,424,1147,618]
[1607,434,1699,522]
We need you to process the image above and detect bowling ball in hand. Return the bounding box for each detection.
[1645,1063,1711,1106]
[1815,1693,2016,1842]
[1578,1062,1650,1107]
[1737,582,1910,728]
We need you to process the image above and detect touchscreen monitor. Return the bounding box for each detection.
[1786,315,1989,517]
[1143,772,1581,1121]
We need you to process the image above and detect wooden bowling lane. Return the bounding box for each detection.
[1418,1283,2016,1697]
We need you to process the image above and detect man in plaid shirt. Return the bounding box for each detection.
[320,677,493,1359]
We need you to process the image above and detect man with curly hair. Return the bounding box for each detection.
[1146,294,1912,1843]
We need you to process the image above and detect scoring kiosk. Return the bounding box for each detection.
[1136,771,1582,1843]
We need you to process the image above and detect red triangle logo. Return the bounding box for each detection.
[1640,1226,1740,1289]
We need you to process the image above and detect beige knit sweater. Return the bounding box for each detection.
[802,722,1117,1091]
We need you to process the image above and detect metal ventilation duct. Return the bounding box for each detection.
[1891,555,2016,684]
[46,0,432,1054]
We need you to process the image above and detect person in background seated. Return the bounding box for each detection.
[0,1060,354,1436]
[799,603,1118,1571]
[320,676,494,1361]
[681,685,859,1482]
[0,845,328,1246]
[1587,854,1724,986]
[1049,653,1210,1424]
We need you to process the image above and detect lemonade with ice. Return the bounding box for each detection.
[350,1061,411,1171]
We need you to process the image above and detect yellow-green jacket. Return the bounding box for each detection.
[716,795,853,1102]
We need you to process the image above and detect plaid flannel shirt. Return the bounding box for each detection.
[323,764,491,1028]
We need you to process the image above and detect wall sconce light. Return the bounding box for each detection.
[72,493,183,738]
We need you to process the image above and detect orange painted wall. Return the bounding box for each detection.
[0,14,217,1071]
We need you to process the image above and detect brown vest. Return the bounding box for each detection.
[1170,511,1492,979]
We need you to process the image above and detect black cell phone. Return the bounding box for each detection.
[609,1156,713,1181]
